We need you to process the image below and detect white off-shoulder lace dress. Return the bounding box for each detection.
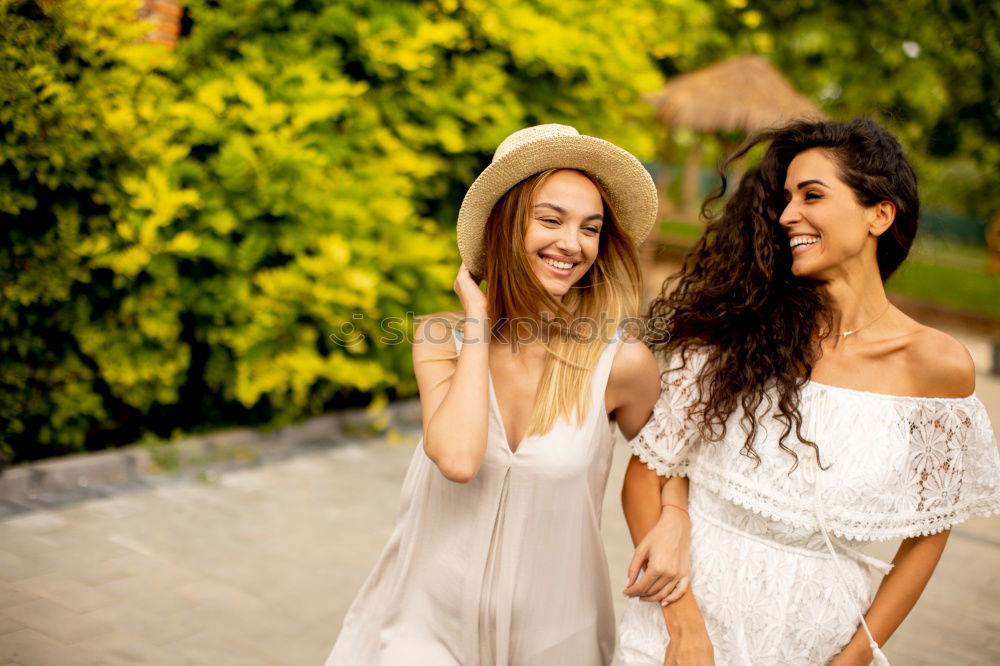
[616,351,1000,666]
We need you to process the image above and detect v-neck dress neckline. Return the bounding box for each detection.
[486,369,528,455]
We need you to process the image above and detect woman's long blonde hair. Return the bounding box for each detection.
[479,168,643,436]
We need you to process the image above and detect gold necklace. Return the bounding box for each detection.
[818,302,891,339]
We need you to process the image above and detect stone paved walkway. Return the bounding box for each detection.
[2,332,999,665]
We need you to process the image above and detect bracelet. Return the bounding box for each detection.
[661,503,689,516]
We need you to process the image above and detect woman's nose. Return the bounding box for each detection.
[555,225,582,254]
[779,201,800,228]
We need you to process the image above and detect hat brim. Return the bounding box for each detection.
[457,135,658,277]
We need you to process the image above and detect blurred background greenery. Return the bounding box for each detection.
[1,0,997,464]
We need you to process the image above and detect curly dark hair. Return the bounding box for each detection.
[647,118,920,470]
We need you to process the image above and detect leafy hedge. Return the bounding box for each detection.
[1,0,709,463]
[1,0,185,463]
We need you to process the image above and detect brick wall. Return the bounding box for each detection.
[137,0,183,47]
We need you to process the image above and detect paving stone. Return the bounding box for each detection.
[79,605,198,647]
[160,629,280,666]
[0,615,25,636]
[11,572,117,613]
[0,583,37,610]
[0,628,90,665]
[1,513,67,532]
[96,577,197,617]
[70,629,178,665]
[0,597,113,644]
[0,550,38,585]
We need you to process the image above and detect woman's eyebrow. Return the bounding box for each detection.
[796,179,829,190]
[534,202,603,222]
[534,202,566,214]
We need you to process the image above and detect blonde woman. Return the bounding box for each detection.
[326,125,688,665]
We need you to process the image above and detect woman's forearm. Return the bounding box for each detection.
[661,582,705,632]
[423,316,490,482]
[835,530,950,663]
[660,474,690,514]
[622,456,705,633]
[622,454,665,545]
[656,476,700,631]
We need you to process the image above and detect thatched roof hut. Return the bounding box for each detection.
[649,55,825,214]
[650,54,825,133]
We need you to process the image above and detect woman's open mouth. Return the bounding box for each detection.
[790,235,819,257]
[540,254,578,277]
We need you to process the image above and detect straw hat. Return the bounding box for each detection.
[457,124,657,277]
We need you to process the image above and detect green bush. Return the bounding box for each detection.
[1,0,710,463]
[1,0,181,462]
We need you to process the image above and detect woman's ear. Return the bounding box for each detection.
[869,200,896,237]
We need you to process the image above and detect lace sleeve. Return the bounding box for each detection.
[629,351,706,477]
[896,397,1000,536]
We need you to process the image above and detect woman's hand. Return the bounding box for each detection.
[454,263,487,318]
[624,505,691,605]
[662,621,714,665]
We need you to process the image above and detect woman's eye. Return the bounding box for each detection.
[805,192,823,200]
[540,218,559,224]
[585,227,600,234]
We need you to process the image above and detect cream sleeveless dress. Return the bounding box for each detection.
[616,349,1000,665]
[326,328,625,666]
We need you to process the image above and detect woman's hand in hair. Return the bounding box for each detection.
[454,263,488,319]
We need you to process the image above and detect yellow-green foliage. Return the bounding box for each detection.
[1,0,183,462]
[1,0,712,462]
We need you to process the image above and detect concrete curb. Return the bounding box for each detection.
[0,399,423,504]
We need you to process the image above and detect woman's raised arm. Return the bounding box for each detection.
[412,264,491,483]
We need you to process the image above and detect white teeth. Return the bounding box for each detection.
[790,236,819,249]
[542,257,574,270]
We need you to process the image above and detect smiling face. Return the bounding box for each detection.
[779,148,893,280]
[523,169,603,301]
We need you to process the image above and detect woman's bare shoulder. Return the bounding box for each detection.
[905,324,976,398]
[412,311,464,356]
[608,336,660,398]
[414,311,464,336]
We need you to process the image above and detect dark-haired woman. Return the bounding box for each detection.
[615,118,1000,665]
